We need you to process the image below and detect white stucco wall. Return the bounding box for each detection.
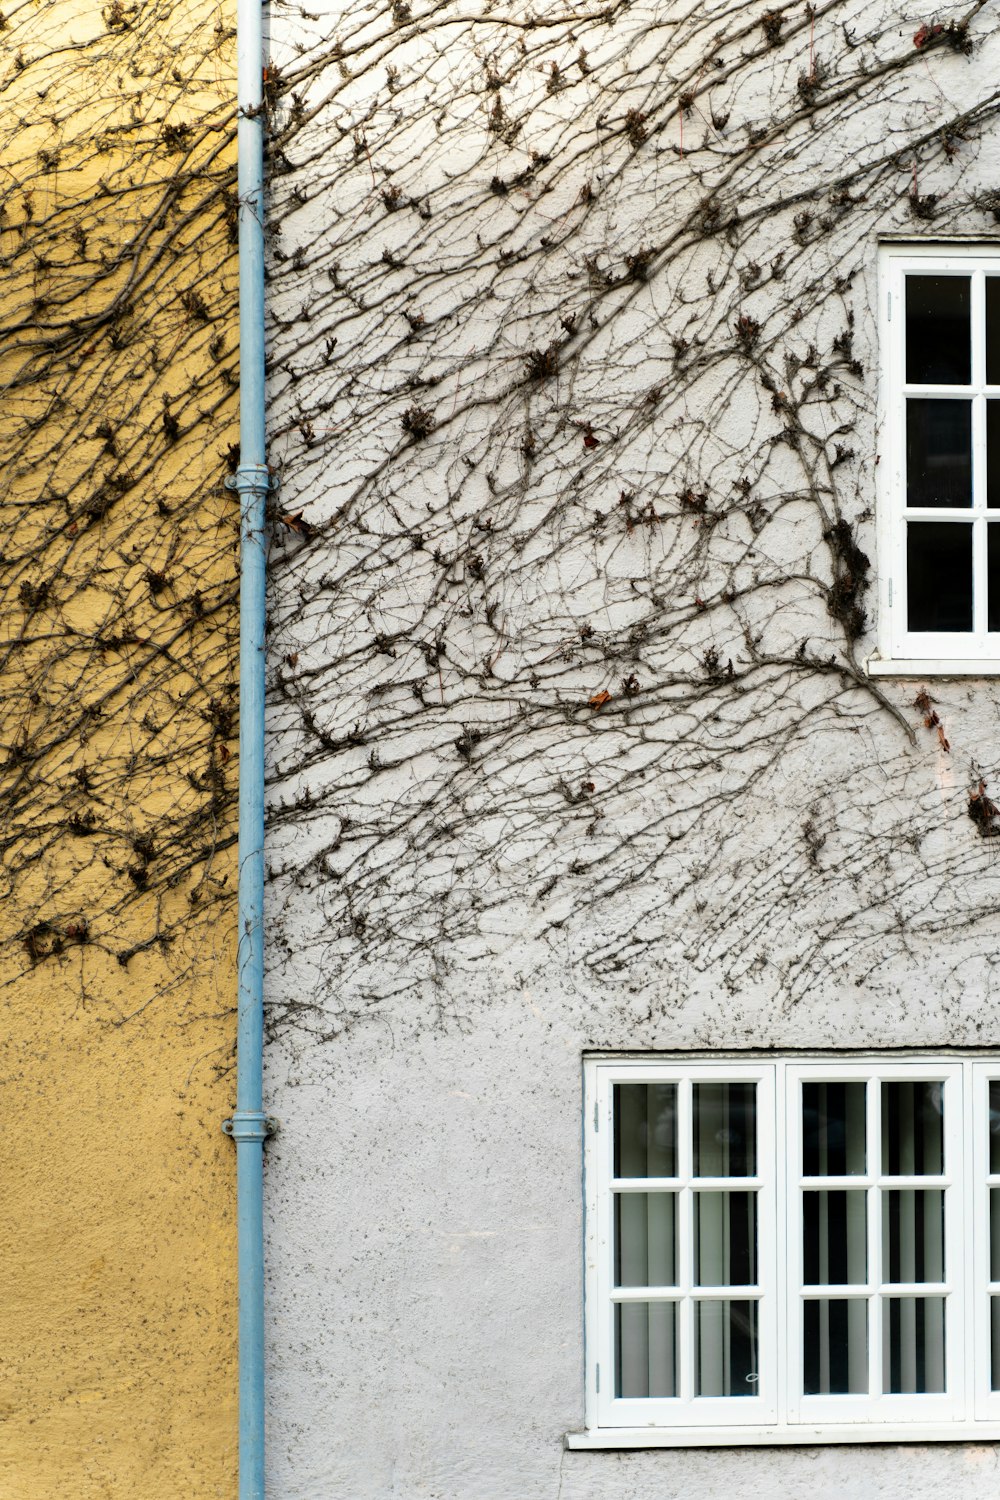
[262,0,1000,1491]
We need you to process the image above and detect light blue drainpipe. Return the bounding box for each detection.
[221,0,272,1490]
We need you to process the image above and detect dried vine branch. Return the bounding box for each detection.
[0,0,239,1002]
[260,0,1000,1042]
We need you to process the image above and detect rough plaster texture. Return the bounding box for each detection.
[2,953,238,1499]
[262,0,1000,1492]
[0,0,240,1492]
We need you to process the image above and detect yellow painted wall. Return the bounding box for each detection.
[0,0,239,1493]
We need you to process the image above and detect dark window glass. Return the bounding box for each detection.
[989,402,1000,508]
[990,527,1000,634]
[990,1081,1000,1174]
[905,275,970,385]
[803,1191,867,1284]
[804,1299,868,1395]
[802,1081,866,1175]
[881,1081,944,1175]
[882,1190,945,1283]
[692,1082,756,1177]
[906,523,972,632]
[988,279,1000,385]
[990,1188,1000,1282]
[906,399,972,508]
[882,1297,945,1394]
[614,1084,677,1177]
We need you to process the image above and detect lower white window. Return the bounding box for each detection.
[573,1055,1000,1446]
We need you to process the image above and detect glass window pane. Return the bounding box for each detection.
[804,1298,868,1395]
[802,1081,867,1175]
[906,523,972,633]
[615,1192,678,1287]
[989,402,1000,508]
[803,1191,868,1285]
[615,1301,678,1398]
[906,275,971,384]
[882,1296,946,1394]
[614,1083,677,1177]
[906,399,972,508]
[694,1191,757,1287]
[694,1299,759,1396]
[991,1188,1000,1282]
[989,526,1000,633]
[882,1190,945,1283]
[693,1082,756,1176]
[988,278,1000,385]
[992,1298,1000,1392]
[990,1082,1000,1174]
[881,1081,944,1174]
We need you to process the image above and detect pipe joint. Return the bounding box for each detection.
[226,465,272,496]
[223,1111,279,1142]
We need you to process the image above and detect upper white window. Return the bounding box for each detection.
[571,1055,1000,1448]
[874,244,1000,673]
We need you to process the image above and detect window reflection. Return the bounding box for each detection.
[693,1082,756,1177]
[614,1083,677,1177]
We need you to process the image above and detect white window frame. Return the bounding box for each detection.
[870,242,1000,677]
[569,1054,1000,1449]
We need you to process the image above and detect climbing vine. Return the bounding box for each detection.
[0,0,239,1002]
[5,0,1000,1044]
[260,0,1000,1043]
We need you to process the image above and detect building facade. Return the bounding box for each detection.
[0,2,240,1494]
[7,0,1000,1496]
[261,0,1000,1495]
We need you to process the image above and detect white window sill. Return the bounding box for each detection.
[866,657,1000,677]
[565,1423,1000,1449]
